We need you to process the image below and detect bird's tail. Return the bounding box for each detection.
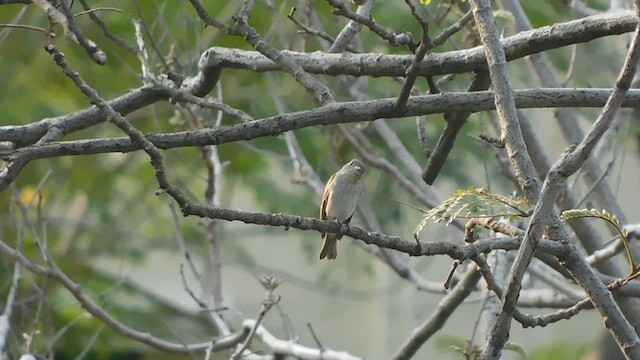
[319,234,338,260]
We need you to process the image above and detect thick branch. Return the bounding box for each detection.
[194,11,637,77]
[484,2,640,357]
[4,88,640,162]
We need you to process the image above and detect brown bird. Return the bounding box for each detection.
[319,159,365,260]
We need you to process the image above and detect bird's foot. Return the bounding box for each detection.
[339,222,350,237]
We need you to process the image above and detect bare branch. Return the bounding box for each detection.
[390,264,482,360]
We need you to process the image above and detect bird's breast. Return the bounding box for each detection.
[325,182,361,221]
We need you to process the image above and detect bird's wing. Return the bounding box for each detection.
[320,173,336,220]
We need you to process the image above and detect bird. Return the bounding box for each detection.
[319,159,365,260]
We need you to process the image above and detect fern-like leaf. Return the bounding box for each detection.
[504,341,528,359]
[411,187,530,238]
[561,208,635,275]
